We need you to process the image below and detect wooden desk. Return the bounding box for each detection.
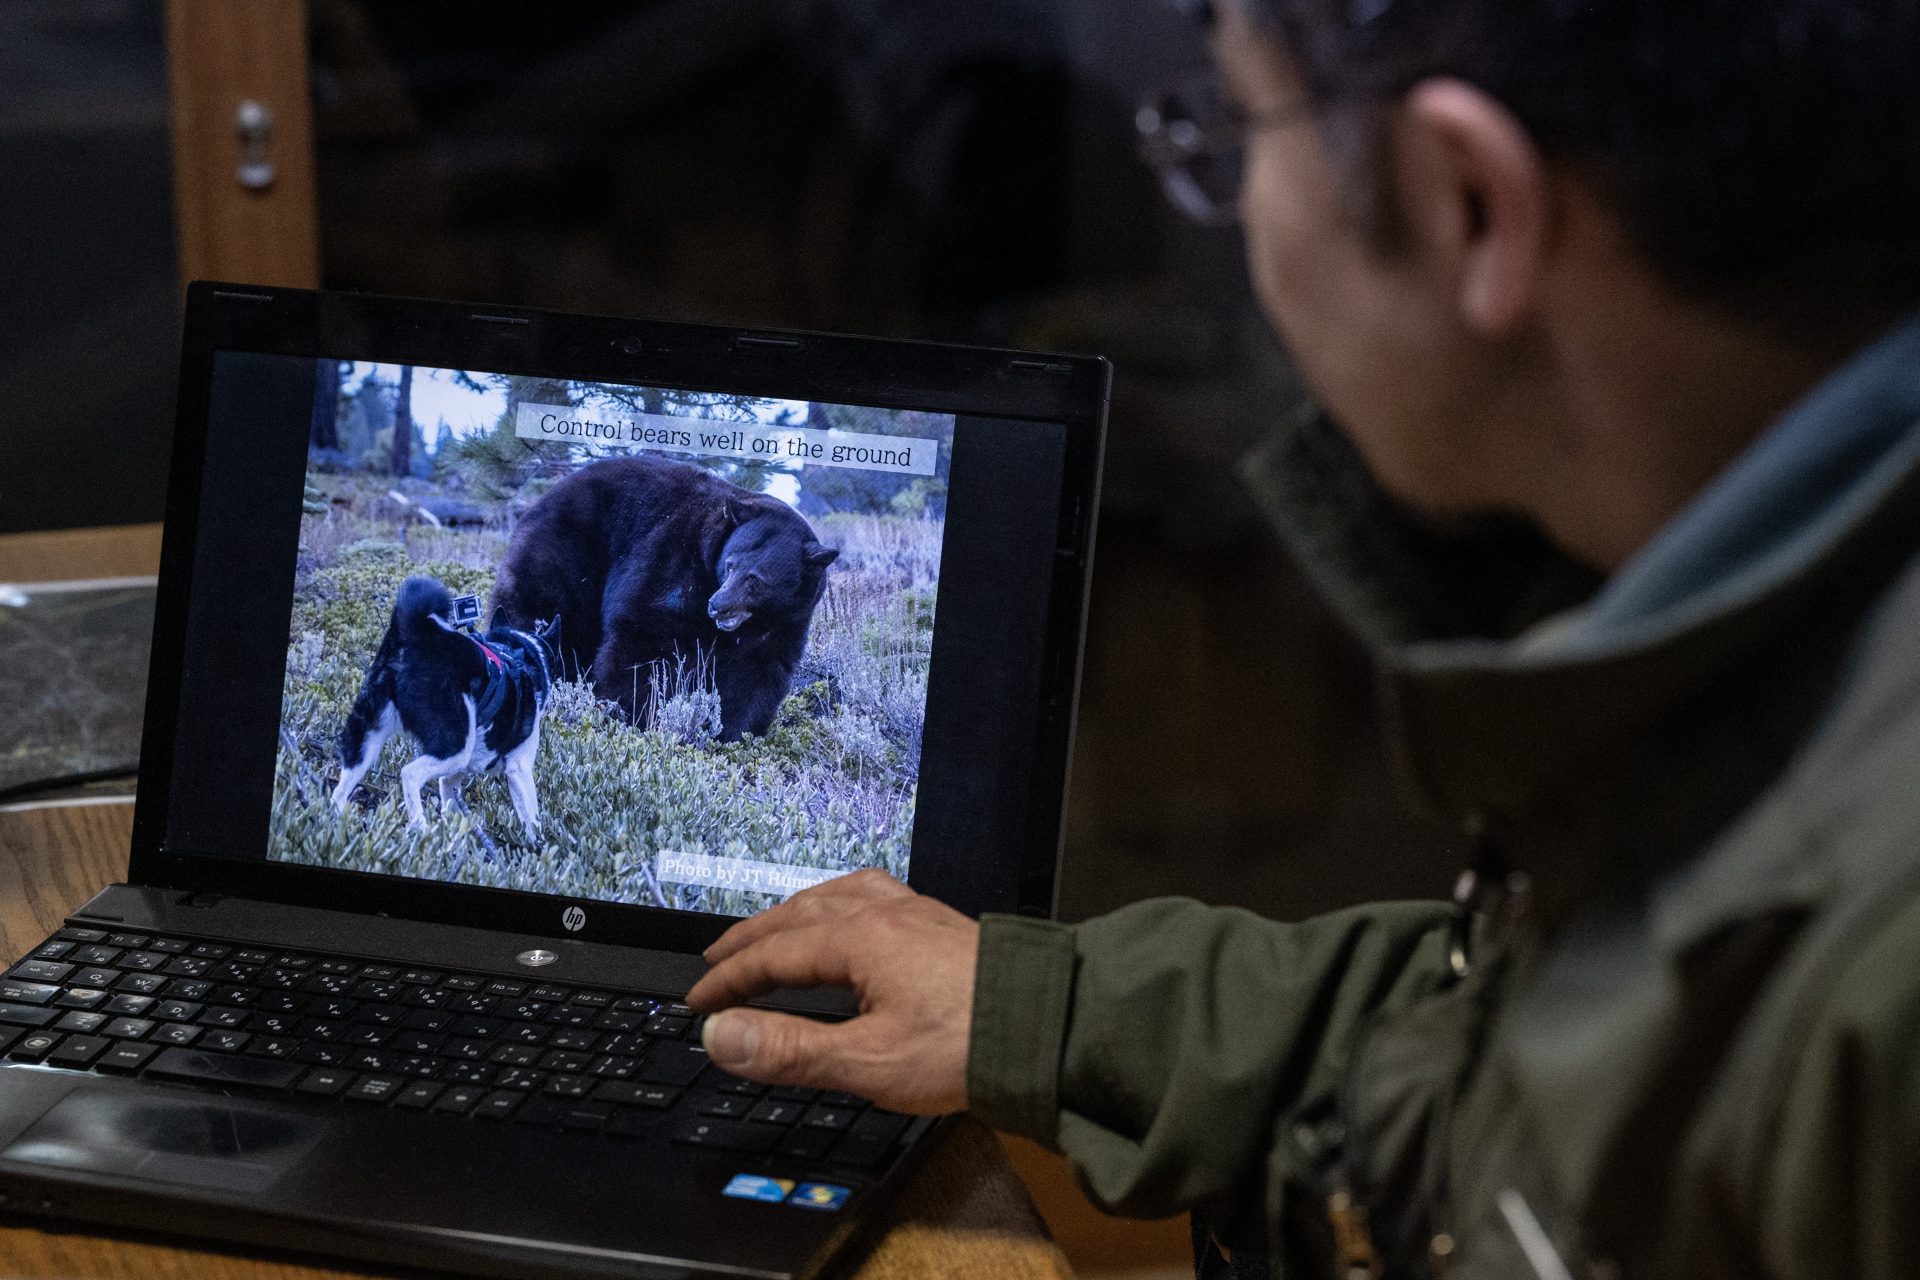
[0,525,1073,1280]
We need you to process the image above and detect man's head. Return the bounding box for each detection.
[1200,0,1920,566]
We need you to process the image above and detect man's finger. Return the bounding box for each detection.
[687,923,857,1013]
[702,870,907,965]
[701,1007,861,1092]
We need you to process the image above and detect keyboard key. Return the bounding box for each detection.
[546,1006,598,1029]
[493,1067,547,1091]
[820,1091,868,1108]
[747,1099,807,1126]
[0,980,61,1005]
[69,945,122,967]
[245,1037,300,1059]
[149,1023,203,1047]
[673,1118,777,1154]
[393,1032,447,1057]
[540,1074,595,1099]
[148,939,190,954]
[30,941,75,960]
[548,1028,600,1052]
[359,964,399,981]
[403,1009,454,1033]
[346,1074,403,1103]
[162,957,213,978]
[801,1105,858,1132]
[308,998,359,1021]
[776,1128,838,1161]
[53,988,109,1010]
[189,943,231,960]
[697,1093,754,1120]
[644,1015,690,1038]
[71,968,121,989]
[711,1072,768,1097]
[613,997,657,1014]
[115,973,168,995]
[587,1054,638,1079]
[295,1042,346,1066]
[46,1035,109,1069]
[442,1061,494,1086]
[297,1067,355,1098]
[0,1027,17,1055]
[105,994,155,1015]
[155,1000,204,1022]
[0,1002,58,1028]
[149,1046,301,1090]
[118,952,165,973]
[592,1081,680,1109]
[538,1049,591,1073]
[200,1031,251,1054]
[95,1040,158,1074]
[234,949,274,965]
[569,991,612,1008]
[593,1009,645,1033]
[769,1085,820,1103]
[638,1041,708,1087]
[317,960,358,976]
[103,1017,157,1039]
[559,1103,613,1131]
[7,1031,61,1062]
[106,933,152,948]
[198,1006,250,1029]
[7,961,72,984]
[528,986,569,1003]
[394,1081,444,1109]
[474,1090,524,1120]
[432,1084,487,1115]
[164,979,214,1001]
[605,1109,669,1140]
[54,927,108,943]
[398,969,440,986]
[488,1043,541,1067]
[441,975,483,992]
[54,1011,109,1034]
[484,980,526,997]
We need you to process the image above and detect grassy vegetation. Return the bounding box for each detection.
[275,470,934,915]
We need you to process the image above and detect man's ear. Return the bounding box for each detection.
[1392,79,1551,336]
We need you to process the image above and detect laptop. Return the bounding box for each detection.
[0,283,1106,1279]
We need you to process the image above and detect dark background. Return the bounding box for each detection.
[1,0,1455,923]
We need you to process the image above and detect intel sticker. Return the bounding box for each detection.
[723,1174,794,1203]
[788,1182,851,1212]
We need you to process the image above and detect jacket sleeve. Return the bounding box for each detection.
[1760,895,1920,1280]
[966,896,1456,1254]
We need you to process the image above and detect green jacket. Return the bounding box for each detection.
[968,315,1920,1279]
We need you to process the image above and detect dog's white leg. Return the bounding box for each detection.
[503,723,541,839]
[331,704,399,814]
[398,698,479,830]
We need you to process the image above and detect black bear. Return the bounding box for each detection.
[491,455,838,741]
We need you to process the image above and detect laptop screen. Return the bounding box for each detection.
[151,322,1095,939]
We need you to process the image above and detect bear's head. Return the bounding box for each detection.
[708,501,839,634]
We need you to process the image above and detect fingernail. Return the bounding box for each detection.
[703,1010,757,1068]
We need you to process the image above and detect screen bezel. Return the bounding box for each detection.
[130,283,1106,955]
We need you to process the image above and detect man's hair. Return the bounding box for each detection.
[1245,0,1920,320]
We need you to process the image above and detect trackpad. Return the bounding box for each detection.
[2,1090,324,1194]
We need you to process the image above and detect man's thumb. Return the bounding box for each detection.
[702,1008,837,1085]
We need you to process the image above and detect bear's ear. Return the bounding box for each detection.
[804,542,840,569]
[725,495,752,526]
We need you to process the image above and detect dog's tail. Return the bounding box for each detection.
[338,576,453,769]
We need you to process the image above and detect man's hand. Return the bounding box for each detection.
[686,870,978,1115]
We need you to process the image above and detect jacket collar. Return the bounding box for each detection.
[1243,314,1920,933]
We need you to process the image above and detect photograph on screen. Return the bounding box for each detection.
[271,358,951,918]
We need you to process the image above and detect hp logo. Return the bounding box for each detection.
[562,906,587,932]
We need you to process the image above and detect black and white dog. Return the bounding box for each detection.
[329,576,558,838]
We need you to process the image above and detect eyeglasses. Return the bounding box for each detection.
[1135,68,1317,227]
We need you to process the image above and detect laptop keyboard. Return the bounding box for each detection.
[1,925,912,1170]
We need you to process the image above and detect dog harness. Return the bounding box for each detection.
[468,634,521,728]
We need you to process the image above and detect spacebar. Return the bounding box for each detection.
[146,1047,303,1090]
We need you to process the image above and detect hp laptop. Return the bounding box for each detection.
[0,284,1106,1279]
